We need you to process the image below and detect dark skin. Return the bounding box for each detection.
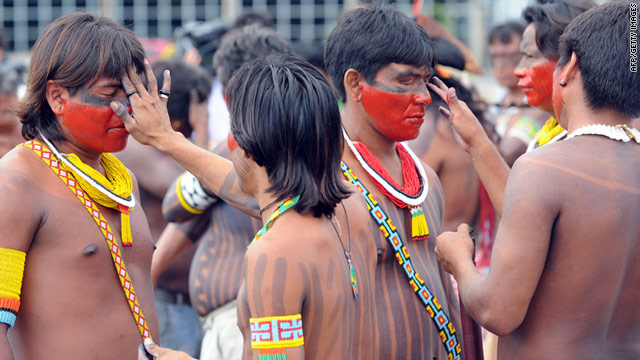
[155,142,261,316]
[0,77,159,360]
[341,63,464,359]
[408,99,479,232]
[0,93,22,159]
[435,53,640,359]
[117,61,378,360]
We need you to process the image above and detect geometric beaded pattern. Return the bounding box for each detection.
[341,161,461,360]
[20,140,152,340]
[250,314,304,349]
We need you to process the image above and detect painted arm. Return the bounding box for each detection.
[435,157,558,335]
[151,215,209,287]
[428,78,510,217]
[162,142,228,223]
[238,239,306,360]
[113,62,259,219]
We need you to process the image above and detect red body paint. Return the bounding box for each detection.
[360,84,431,142]
[227,132,239,152]
[61,99,129,153]
[514,60,556,110]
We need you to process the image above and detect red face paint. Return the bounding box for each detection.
[360,84,431,142]
[61,98,129,153]
[514,59,556,110]
[227,131,239,152]
[552,67,564,123]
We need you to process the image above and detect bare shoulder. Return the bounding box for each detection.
[0,145,51,251]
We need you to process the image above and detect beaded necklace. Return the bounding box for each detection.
[341,160,461,359]
[327,203,359,300]
[343,128,430,241]
[20,140,152,340]
[567,123,640,143]
[249,195,300,247]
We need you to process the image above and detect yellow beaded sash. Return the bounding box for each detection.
[19,140,152,340]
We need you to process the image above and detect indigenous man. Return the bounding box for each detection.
[487,21,548,166]
[153,24,290,360]
[324,5,470,359]
[0,12,158,359]
[433,0,595,219]
[118,60,213,357]
[434,2,640,358]
[120,53,377,360]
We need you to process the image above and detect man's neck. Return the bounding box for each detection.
[49,138,105,176]
[341,101,400,170]
[562,104,630,133]
[501,87,525,107]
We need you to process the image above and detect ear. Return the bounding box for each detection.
[46,80,69,116]
[559,52,579,86]
[344,69,364,103]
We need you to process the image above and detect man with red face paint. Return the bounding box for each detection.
[428,0,595,221]
[0,13,160,359]
[434,2,640,358]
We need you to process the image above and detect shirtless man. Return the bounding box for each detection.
[119,53,377,360]
[324,5,470,359]
[0,12,158,359]
[153,25,290,360]
[434,3,640,358]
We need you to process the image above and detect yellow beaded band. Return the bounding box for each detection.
[250,314,304,349]
[0,248,26,328]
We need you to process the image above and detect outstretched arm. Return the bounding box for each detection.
[435,157,558,335]
[428,77,510,217]
[111,60,259,218]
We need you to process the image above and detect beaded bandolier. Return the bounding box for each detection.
[20,140,152,340]
[341,129,462,359]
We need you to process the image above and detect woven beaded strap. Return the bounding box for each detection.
[341,161,462,360]
[20,140,152,340]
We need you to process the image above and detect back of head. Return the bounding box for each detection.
[233,10,275,29]
[153,60,212,136]
[557,2,640,118]
[522,0,596,60]
[324,5,436,102]
[226,53,350,217]
[488,21,525,45]
[15,12,146,141]
[213,24,291,88]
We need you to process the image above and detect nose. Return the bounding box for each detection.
[513,61,527,78]
[414,92,432,106]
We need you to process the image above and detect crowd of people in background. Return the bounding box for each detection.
[0,1,638,360]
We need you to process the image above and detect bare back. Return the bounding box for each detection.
[499,136,640,359]
[236,191,377,359]
[1,145,158,359]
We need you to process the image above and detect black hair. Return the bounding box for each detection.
[521,0,595,60]
[226,53,350,217]
[213,24,292,88]
[292,40,325,71]
[15,12,146,141]
[557,2,640,118]
[233,10,274,29]
[325,5,436,102]
[488,21,525,44]
[152,60,212,136]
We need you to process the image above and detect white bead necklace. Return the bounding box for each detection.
[566,124,640,144]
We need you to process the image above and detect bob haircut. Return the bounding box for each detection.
[324,5,436,102]
[521,0,595,60]
[557,2,640,118]
[16,12,146,141]
[226,53,350,217]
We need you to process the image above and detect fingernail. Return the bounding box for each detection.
[164,69,170,77]
[110,102,118,111]
[144,58,149,65]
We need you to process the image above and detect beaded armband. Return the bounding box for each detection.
[175,171,218,214]
[0,248,26,328]
[250,314,304,359]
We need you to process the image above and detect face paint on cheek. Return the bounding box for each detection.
[227,132,239,152]
[520,60,556,110]
[360,84,429,142]
[61,99,129,153]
